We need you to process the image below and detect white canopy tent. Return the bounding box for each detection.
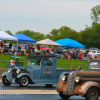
[0,30,18,41]
[36,39,61,46]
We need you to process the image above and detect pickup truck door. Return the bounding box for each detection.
[40,57,56,79]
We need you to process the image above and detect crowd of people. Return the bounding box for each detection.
[62,47,98,61]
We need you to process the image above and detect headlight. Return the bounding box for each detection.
[62,75,66,81]
[8,69,12,73]
[16,69,20,73]
[75,77,80,82]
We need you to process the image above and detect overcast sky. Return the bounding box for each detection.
[0,0,99,35]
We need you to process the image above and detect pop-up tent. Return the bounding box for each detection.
[0,30,18,41]
[55,38,85,48]
[13,33,36,43]
[36,39,61,46]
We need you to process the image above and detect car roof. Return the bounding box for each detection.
[27,55,57,60]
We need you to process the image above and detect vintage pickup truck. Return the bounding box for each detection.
[56,58,100,100]
[2,55,75,87]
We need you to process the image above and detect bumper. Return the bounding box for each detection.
[56,80,67,94]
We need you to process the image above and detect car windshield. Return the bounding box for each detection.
[88,62,100,69]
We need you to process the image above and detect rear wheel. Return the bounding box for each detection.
[59,92,70,99]
[18,76,29,87]
[85,87,99,100]
[2,76,11,86]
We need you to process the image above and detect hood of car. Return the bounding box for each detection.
[73,70,100,77]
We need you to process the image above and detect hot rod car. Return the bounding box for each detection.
[56,58,100,100]
[2,55,75,87]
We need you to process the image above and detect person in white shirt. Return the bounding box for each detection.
[10,58,15,68]
[34,47,38,55]
[91,52,96,59]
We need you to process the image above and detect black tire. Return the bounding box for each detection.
[45,84,53,87]
[85,87,99,100]
[18,76,29,87]
[59,92,70,99]
[2,76,11,86]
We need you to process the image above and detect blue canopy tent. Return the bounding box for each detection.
[13,33,36,43]
[55,38,85,48]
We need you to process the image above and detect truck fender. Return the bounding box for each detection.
[76,81,100,96]
[17,73,31,79]
[1,72,12,82]
[58,72,69,82]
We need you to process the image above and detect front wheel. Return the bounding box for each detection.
[59,92,70,99]
[85,87,99,100]
[2,76,11,86]
[18,76,29,87]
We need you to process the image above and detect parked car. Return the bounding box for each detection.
[40,45,51,50]
[2,55,76,87]
[88,50,100,55]
[56,58,100,100]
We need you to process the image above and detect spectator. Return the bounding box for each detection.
[72,51,76,60]
[66,53,71,60]
[83,52,87,61]
[50,49,56,55]
[32,44,35,53]
[69,47,73,58]
[34,47,38,55]
[46,50,50,55]
[70,65,74,69]
[77,66,82,71]
[29,43,32,53]
[8,42,12,55]
[40,49,44,55]
[17,46,21,56]
[37,44,40,53]
[76,49,80,59]
[79,52,83,60]
[4,45,8,54]
[91,52,96,59]
[24,43,28,54]
[0,41,4,55]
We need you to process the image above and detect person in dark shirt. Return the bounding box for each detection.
[8,42,12,55]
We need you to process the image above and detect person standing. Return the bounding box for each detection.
[37,44,40,53]
[24,43,28,55]
[0,41,4,55]
[8,42,12,55]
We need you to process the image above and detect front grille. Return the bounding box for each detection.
[12,69,17,78]
[66,73,76,95]
[12,69,17,73]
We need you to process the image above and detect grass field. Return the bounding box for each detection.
[0,55,89,70]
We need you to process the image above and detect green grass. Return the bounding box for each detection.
[0,55,89,70]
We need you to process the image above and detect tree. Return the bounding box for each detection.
[91,5,100,23]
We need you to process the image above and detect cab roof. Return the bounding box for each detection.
[27,55,57,60]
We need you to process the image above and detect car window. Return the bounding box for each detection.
[42,58,53,66]
[88,62,100,69]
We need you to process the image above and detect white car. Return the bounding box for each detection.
[88,50,100,55]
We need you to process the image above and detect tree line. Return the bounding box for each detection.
[2,5,100,49]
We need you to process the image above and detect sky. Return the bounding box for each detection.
[0,0,100,35]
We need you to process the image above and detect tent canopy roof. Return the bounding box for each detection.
[36,39,61,46]
[0,30,18,41]
[55,38,85,48]
[13,33,36,43]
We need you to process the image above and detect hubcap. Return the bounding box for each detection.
[89,89,97,100]
[21,77,28,86]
